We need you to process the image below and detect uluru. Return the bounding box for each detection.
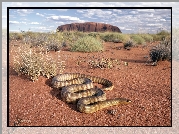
[56,22,122,33]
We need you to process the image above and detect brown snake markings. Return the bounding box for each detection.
[51,73,131,113]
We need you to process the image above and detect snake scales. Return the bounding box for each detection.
[51,73,131,113]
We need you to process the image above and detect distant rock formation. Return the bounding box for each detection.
[56,22,122,33]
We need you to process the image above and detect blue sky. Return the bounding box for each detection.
[2,2,178,33]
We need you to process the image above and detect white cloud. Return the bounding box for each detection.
[55,21,65,25]
[125,28,132,31]
[160,19,166,21]
[9,21,27,24]
[50,9,69,11]
[78,9,112,19]
[9,21,19,24]
[146,23,162,26]
[112,9,122,14]
[16,9,33,16]
[130,11,137,14]
[47,15,84,23]
[30,22,40,25]
[44,13,56,16]
[30,26,54,32]
[21,21,26,24]
[136,9,155,13]
[36,13,44,17]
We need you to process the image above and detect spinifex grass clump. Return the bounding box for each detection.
[140,34,153,43]
[99,32,130,43]
[70,36,104,52]
[130,34,146,45]
[149,38,171,62]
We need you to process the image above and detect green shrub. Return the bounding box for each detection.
[111,33,130,43]
[70,36,104,52]
[140,34,153,42]
[130,34,145,45]
[99,32,114,42]
[99,32,130,43]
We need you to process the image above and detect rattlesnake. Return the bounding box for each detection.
[51,73,131,113]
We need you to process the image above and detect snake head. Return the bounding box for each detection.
[116,98,132,104]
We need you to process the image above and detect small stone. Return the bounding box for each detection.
[107,109,116,115]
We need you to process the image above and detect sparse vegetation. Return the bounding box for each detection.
[9,29,171,82]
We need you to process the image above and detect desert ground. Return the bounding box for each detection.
[9,41,171,126]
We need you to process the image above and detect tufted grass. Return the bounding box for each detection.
[129,34,146,45]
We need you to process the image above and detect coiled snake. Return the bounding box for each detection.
[51,73,131,113]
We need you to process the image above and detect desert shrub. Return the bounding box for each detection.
[88,57,120,69]
[130,34,146,45]
[70,36,104,52]
[12,44,65,81]
[149,39,171,62]
[124,40,136,49]
[22,31,63,52]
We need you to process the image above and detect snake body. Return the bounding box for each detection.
[51,73,131,113]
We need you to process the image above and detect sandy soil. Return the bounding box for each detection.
[8,41,171,126]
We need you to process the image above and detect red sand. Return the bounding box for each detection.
[9,41,171,126]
